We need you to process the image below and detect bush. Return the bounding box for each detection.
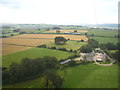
[68,54,79,59]
[19,32,26,34]
[74,50,77,53]
[2,36,7,38]
[58,48,67,51]
[80,44,92,53]
[69,49,73,52]
[80,60,91,65]
[37,44,47,48]
[11,34,14,36]
[50,46,57,49]
[68,60,77,67]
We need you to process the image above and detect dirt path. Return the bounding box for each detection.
[94,60,114,66]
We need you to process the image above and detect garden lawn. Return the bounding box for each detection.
[47,41,87,50]
[3,47,74,68]
[62,63,118,88]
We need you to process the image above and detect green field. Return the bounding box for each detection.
[88,30,118,37]
[3,63,118,88]
[90,37,118,44]
[3,47,74,68]
[2,32,19,37]
[46,41,87,50]
[62,63,118,88]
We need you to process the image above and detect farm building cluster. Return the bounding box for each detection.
[75,48,107,62]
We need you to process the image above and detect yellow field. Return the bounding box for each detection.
[2,44,32,55]
[2,34,88,55]
[44,30,88,33]
[11,34,88,41]
[2,38,53,46]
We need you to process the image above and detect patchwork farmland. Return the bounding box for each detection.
[2,34,88,55]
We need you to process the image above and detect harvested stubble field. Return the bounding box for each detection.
[2,44,32,55]
[2,38,53,46]
[2,38,53,55]
[11,34,88,41]
[43,30,88,33]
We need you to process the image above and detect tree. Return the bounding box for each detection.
[45,71,63,88]
[37,44,47,48]
[44,79,55,88]
[111,50,120,63]
[80,44,92,53]
[50,46,56,49]
[68,60,77,67]
[69,49,73,52]
[43,56,59,69]
[74,50,77,53]
[53,27,61,30]
[74,30,77,32]
[88,39,99,48]
[56,30,60,33]
[9,63,21,83]
[55,37,67,45]
[11,34,14,36]
[81,40,84,42]
[58,48,67,51]
[85,33,87,35]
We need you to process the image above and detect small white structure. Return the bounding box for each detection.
[60,59,71,64]
[74,33,81,35]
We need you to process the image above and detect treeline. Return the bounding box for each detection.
[2,56,63,88]
[99,43,119,50]
[37,44,78,53]
[111,50,120,63]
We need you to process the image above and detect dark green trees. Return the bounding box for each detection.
[44,71,63,88]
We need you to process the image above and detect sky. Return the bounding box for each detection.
[0,0,119,25]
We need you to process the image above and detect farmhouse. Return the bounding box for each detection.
[85,48,106,62]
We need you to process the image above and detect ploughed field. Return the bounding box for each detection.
[2,34,88,55]
[43,29,88,33]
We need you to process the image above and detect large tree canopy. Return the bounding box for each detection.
[55,37,67,45]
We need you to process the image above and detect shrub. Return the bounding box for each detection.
[37,44,47,48]
[50,46,57,49]
[68,60,77,67]
[58,48,67,51]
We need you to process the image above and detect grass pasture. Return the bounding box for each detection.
[3,63,118,88]
[43,30,88,33]
[90,37,118,44]
[62,63,118,88]
[3,47,74,68]
[47,41,87,50]
[88,30,118,37]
